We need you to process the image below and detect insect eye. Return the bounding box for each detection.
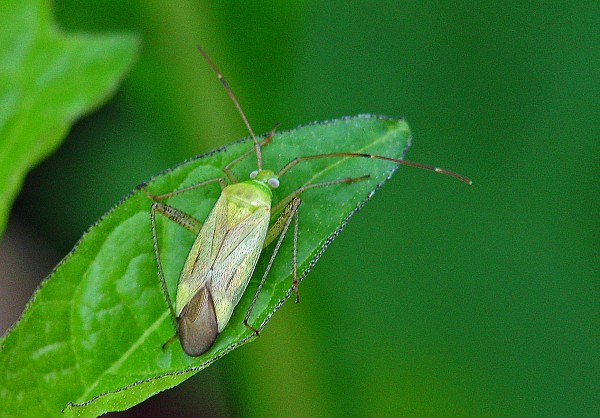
[249,171,258,179]
[268,178,280,189]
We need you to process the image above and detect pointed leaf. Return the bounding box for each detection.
[0,115,411,417]
[0,0,139,235]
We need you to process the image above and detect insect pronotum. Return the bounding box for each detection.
[143,46,472,357]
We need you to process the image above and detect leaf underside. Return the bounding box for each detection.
[0,115,412,417]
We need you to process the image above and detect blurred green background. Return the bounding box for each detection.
[2,1,598,416]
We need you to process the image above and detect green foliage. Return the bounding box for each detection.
[0,0,138,235]
[3,1,597,416]
[0,116,411,417]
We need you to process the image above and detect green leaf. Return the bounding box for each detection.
[0,0,139,236]
[0,115,411,417]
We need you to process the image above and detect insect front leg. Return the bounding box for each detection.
[222,124,279,183]
[243,197,302,336]
[141,177,227,201]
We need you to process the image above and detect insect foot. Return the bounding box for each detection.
[244,321,261,338]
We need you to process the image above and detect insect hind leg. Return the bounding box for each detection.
[243,175,369,336]
[244,197,302,336]
[149,203,179,330]
[276,153,472,185]
[148,199,208,346]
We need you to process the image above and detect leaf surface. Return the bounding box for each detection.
[0,115,411,417]
[0,0,139,235]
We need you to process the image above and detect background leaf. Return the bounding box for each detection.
[0,0,139,235]
[0,116,412,417]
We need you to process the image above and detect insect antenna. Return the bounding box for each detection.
[197,45,263,170]
[277,153,472,185]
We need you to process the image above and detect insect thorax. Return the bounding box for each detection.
[224,181,273,210]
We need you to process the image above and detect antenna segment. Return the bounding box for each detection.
[197,46,263,170]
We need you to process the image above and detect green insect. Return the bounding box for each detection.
[143,46,471,357]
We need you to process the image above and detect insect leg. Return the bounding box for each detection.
[149,202,205,347]
[152,203,203,235]
[277,153,472,185]
[149,204,178,331]
[292,208,299,302]
[243,197,302,336]
[270,175,370,216]
[259,176,370,307]
[223,123,279,183]
[141,177,227,201]
[261,195,303,300]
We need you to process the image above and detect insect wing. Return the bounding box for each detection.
[210,197,270,332]
[173,197,221,318]
[176,283,218,356]
[175,186,270,334]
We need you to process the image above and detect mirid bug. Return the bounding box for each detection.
[143,46,471,357]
